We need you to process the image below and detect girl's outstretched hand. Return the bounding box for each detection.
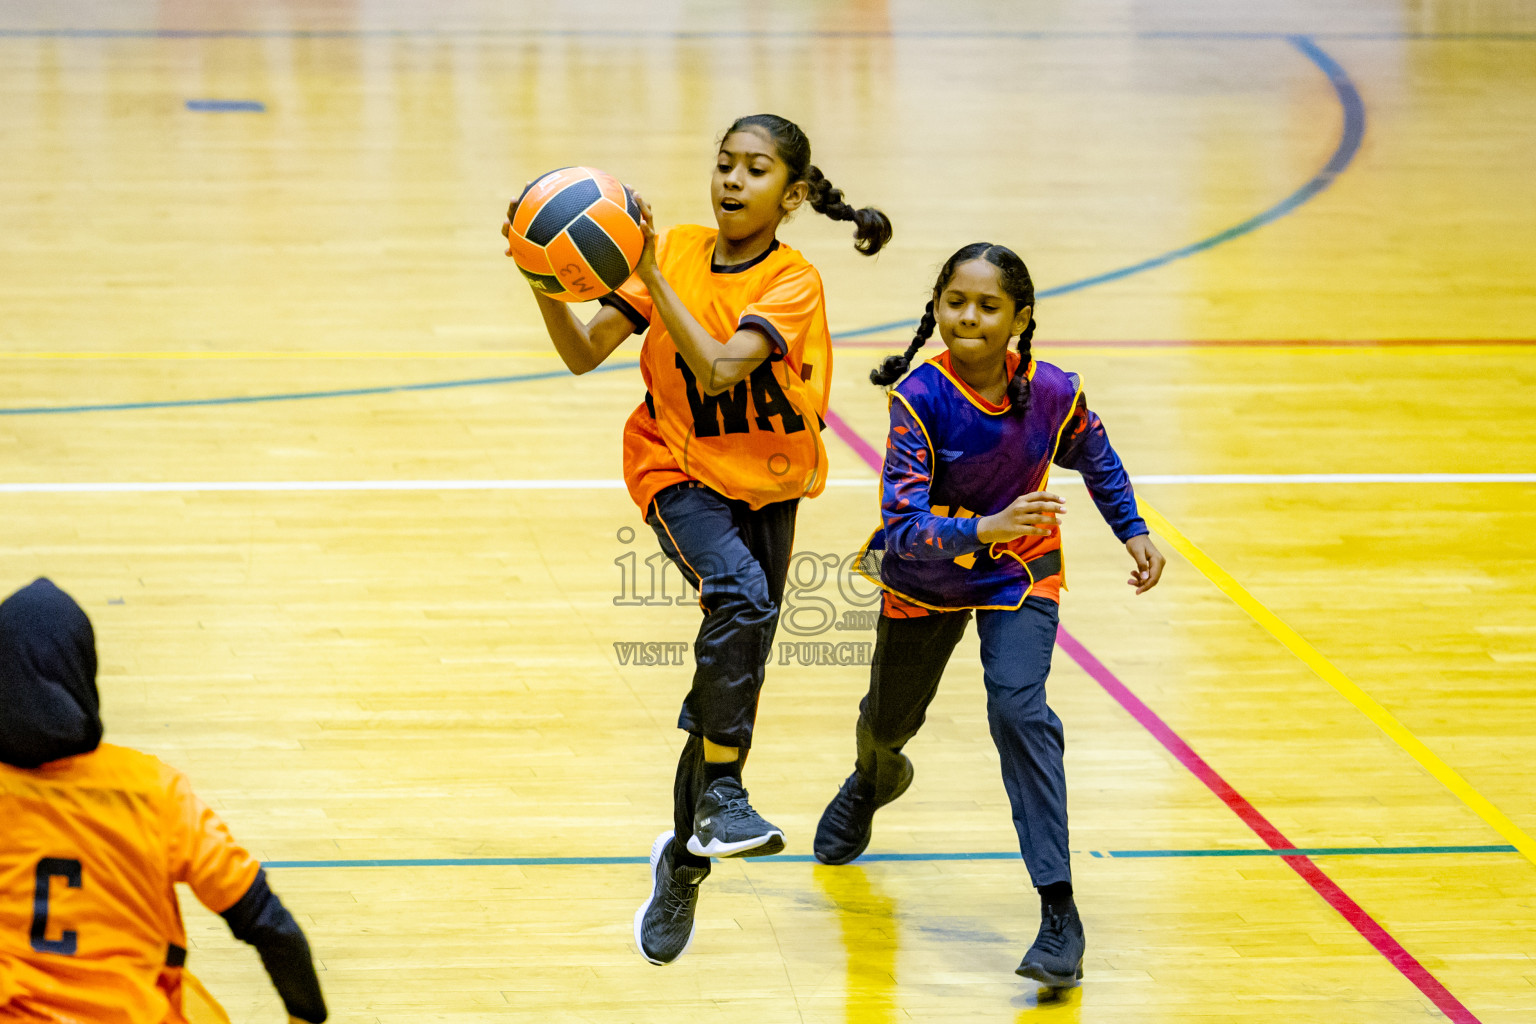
[976,492,1065,544]
[1125,535,1165,594]
[630,188,659,282]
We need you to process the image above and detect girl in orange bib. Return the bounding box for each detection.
[506,114,890,965]
[0,579,326,1024]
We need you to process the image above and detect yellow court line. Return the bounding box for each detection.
[1139,500,1536,869]
[0,350,563,360]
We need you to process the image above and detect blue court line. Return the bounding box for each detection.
[835,35,1366,339]
[0,35,1362,415]
[0,361,638,415]
[1046,36,1364,298]
[185,99,265,112]
[1099,844,1517,858]
[0,29,1531,41]
[262,844,1519,869]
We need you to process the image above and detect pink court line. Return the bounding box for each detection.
[1054,632,1478,1024]
[832,337,1536,349]
[821,405,1480,1024]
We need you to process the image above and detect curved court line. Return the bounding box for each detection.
[1139,501,1536,869]
[836,34,1364,338]
[1080,36,1362,293]
[0,36,1362,416]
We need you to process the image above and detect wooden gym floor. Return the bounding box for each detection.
[1,1,1534,1021]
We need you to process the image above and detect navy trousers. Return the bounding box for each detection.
[854,596,1070,887]
[646,482,797,860]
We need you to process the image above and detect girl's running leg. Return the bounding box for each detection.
[814,609,970,864]
[858,610,971,799]
[646,483,798,857]
[975,597,1068,885]
[648,484,786,750]
[975,596,1084,987]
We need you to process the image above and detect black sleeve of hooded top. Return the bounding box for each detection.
[220,868,328,1023]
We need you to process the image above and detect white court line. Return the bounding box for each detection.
[0,480,628,493]
[1121,473,1536,485]
[0,474,1533,494]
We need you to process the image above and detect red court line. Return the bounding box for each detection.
[824,409,884,471]
[822,404,1480,1023]
[1055,631,1478,1024]
[832,338,1536,349]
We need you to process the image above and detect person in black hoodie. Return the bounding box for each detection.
[0,578,328,1023]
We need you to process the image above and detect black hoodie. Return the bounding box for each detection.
[0,578,102,769]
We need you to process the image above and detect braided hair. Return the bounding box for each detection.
[870,242,1037,420]
[869,298,938,386]
[723,114,892,256]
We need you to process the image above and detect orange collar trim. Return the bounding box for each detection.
[929,350,1035,415]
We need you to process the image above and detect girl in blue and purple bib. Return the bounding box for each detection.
[815,242,1165,989]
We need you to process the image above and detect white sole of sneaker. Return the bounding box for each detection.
[686,830,785,858]
[633,830,695,966]
[1015,961,1084,989]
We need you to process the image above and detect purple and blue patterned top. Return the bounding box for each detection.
[862,351,1147,611]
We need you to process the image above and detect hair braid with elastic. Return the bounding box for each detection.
[873,242,1036,400]
[722,113,892,256]
[803,165,893,255]
[1004,317,1037,418]
[870,301,935,386]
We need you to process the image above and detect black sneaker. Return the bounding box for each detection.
[634,831,708,965]
[686,777,785,858]
[1015,900,1085,988]
[813,756,913,865]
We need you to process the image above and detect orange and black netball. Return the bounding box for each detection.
[507,166,644,302]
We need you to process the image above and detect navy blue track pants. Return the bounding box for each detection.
[646,481,798,859]
[855,596,1070,887]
